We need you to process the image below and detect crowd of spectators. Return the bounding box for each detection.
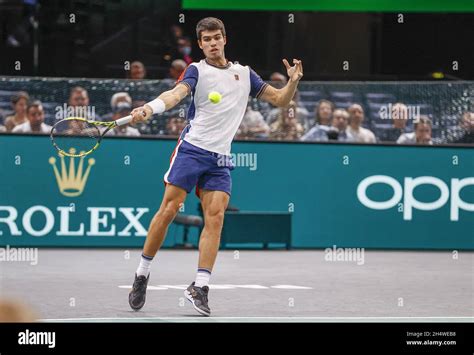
[235,82,472,145]
[0,71,472,145]
[124,25,192,82]
[0,83,472,146]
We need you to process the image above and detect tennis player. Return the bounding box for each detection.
[129,17,303,316]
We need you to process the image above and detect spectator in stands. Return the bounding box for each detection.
[237,103,270,139]
[328,109,351,141]
[397,116,433,145]
[452,112,474,144]
[301,108,350,142]
[304,99,334,135]
[5,0,38,48]
[300,120,330,141]
[269,100,304,140]
[269,72,287,86]
[311,99,334,127]
[4,91,29,132]
[167,24,184,51]
[171,24,184,40]
[129,61,147,80]
[166,117,187,136]
[177,37,193,65]
[106,102,140,137]
[169,59,187,80]
[69,86,89,107]
[346,104,376,143]
[12,100,51,134]
[0,124,5,132]
[378,102,412,142]
[111,92,132,108]
[66,86,97,120]
[102,92,133,121]
[165,25,189,64]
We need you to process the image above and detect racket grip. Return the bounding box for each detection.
[115,115,132,126]
[116,110,147,126]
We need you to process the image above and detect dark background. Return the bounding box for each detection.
[0,0,472,80]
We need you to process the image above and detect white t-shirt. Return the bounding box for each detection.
[177,59,268,155]
[12,121,52,134]
[397,132,433,145]
[346,126,376,143]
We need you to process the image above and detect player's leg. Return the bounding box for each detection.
[185,189,229,316]
[197,189,229,270]
[129,139,205,311]
[142,184,187,257]
[129,184,187,311]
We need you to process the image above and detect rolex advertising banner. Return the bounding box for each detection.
[0,135,473,249]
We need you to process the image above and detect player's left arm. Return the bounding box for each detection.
[259,59,303,107]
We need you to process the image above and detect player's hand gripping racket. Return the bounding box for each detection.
[50,113,144,157]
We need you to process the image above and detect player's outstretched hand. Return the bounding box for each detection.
[131,105,152,124]
[283,58,303,82]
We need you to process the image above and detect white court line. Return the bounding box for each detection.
[271,285,313,289]
[118,284,313,290]
[40,316,474,322]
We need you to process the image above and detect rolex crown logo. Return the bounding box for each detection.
[49,148,95,197]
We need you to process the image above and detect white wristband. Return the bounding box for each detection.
[146,98,166,114]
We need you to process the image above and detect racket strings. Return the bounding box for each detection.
[51,119,102,156]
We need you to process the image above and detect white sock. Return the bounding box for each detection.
[195,268,211,288]
[136,253,153,277]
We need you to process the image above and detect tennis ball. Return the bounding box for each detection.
[208,91,222,104]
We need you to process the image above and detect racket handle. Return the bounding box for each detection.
[116,110,147,126]
[115,115,132,126]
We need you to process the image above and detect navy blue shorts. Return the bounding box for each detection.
[164,139,234,197]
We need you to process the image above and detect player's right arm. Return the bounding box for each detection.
[130,83,189,124]
[131,64,198,124]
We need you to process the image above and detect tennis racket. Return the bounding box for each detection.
[50,114,138,157]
